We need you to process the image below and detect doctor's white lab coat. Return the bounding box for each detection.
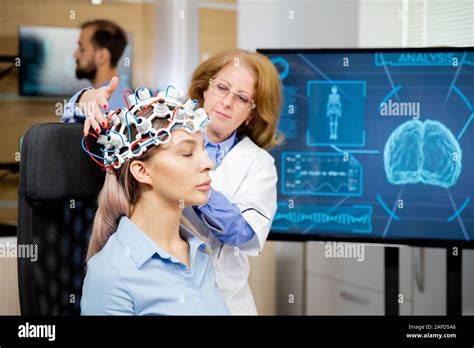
[183,136,277,315]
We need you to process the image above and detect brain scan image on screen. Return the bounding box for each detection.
[384,120,462,189]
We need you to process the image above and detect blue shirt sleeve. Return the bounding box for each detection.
[193,188,256,246]
[81,258,134,315]
[60,88,92,124]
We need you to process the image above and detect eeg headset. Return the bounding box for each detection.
[82,86,210,170]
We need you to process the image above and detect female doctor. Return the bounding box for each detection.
[76,49,283,314]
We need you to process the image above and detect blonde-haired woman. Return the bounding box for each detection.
[81,116,229,315]
[72,49,283,314]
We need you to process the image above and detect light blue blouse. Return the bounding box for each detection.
[81,216,229,315]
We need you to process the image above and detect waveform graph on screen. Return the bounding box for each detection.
[282,152,363,196]
[272,204,373,234]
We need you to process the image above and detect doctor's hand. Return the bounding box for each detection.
[77,76,119,136]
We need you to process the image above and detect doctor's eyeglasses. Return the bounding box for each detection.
[208,79,256,110]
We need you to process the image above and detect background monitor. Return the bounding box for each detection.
[19,25,132,96]
[259,48,474,247]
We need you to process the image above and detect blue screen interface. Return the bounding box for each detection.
[261,50,474,243]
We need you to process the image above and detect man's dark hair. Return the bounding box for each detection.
[81,19,127,68]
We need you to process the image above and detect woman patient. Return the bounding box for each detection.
[81,96,229,315]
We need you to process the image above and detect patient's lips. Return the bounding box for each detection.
[196,179,212,191]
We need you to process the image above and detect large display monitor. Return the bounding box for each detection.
[259,48,474,247]
[19,26,133,96]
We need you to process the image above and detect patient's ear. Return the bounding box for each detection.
[129,160,152,186]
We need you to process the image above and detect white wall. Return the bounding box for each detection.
[237,0,360,50]
[358,0,404,47]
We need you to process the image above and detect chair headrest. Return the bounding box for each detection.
[19,123,105,201]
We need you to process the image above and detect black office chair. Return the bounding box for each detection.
[17,123,105,315]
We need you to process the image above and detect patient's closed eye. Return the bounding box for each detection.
[176,141,195,157]
[180,145,194,157]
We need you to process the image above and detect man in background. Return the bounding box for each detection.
[62,19,130,123]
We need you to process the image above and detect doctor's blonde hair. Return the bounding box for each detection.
[188,49,284,150]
